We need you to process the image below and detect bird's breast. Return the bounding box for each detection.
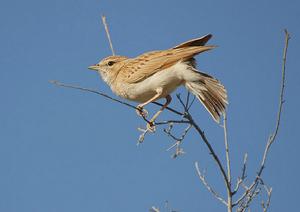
[112,62,188,103]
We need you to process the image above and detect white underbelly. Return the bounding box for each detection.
[124,65,185,102]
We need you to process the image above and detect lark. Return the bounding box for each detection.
[89,34,228,130]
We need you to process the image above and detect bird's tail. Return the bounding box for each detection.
[184,68,228,123]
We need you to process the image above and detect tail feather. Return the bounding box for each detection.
[184,69,228,123]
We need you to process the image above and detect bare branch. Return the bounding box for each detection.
[50,80,185,145]
[176,94,188,112]
[261,185,272,212]
[50,80,137,110]
[234,29,290,210]
[223,112,233,211]
[164,124,177,141]
[101,15,115,55]
[50,80,183,117]
[137,127,152,144]
[187,110,230,194]
[195,162,227,206]
[174,92,232,195]
[150,201,178,212]
[155,120,190,126]
[163,122,192,158]
[50,80,151,129]
[150,206,160,212]
[259,29,290,173]
[185,91,191,110]
[223,113,231,185]
[233,153,248,195]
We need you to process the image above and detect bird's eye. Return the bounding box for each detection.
[107,61,115,66]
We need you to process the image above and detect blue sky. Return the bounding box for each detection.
[1,0,299,211]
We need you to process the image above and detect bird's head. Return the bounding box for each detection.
[88,55,129,85]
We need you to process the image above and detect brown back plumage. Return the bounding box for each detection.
[117,34,214,84]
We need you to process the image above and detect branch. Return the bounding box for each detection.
[165,123,192,158]
[195,162,227,206]
[50,80,137,110]
[49,80,183,117]
[233,153,248,195]
[150,206,160,212]
[155,120,190,126]
[176,94,231,193]
[101,15,115,55]
[261,184,272,212]
[234,29,290,209]
[259,29,289,172]
[187,110,230,194]
[50,80,185,145]
[223,113,231,185]
[223,112,233,210]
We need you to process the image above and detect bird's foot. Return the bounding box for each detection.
[137,121,155,144]
[136,106,148,118]
[146,121,156,132]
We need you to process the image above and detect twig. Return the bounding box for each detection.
[223,112,233,211]
[195,162,227,206]
[137,127,152,144]
[223,113,231,184]
[101,15,115,55]
[187,109,230,195]
[164,123,192,158]
[185,91,190,110]
[50,80,183,117]
[177,94,229,156]
[233,153,248,195]
[234,29,290,209]
[187,95,196,111]
[176,94,188,112]
[50,80,185,144]
[164,123,191,141]
[175,93,231,191]
[259,29,290,173]
[50,80,136,110]
[261,185,272,212]
[50,80,155,127]
[155,120,190,126]
[150,206,160,212]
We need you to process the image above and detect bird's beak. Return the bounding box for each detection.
[88,65,99,71]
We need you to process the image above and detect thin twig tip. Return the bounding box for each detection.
[49,80,58,85]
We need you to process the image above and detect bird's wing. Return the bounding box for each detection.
[172,34,212,49]
[120,45,216,83]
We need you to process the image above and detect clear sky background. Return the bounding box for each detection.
[1,0,299,211]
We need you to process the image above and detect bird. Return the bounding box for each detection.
[88,34,228,130]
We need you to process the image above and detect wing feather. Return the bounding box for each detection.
[120,45,215,83]
[173,34,212,49]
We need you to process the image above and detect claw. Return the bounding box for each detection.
[136,106,148,118]
[146,121,156,132]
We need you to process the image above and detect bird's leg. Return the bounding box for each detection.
[136,106,148,118]
[136,88,169,131]
[148,95,172,130]
[136,88,163,117]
